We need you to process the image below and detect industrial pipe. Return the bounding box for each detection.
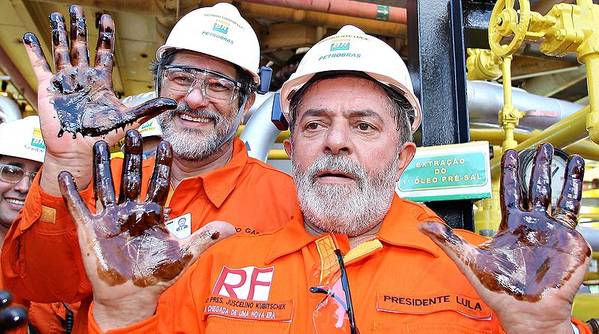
[27,0,161,14]
[470,129,599,161]
[240,93,280,161]
[239,0,407,23]
[498,56,521,150]
[584,54,599,145]
[564,139,599,161]
[468,81,583,131]
[579,226,599,252]
[202,0,405,37]
[268,149,289,160]
[0,96,21,122]
[489,105,589,176]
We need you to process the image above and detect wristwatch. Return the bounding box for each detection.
[587,318,599,334]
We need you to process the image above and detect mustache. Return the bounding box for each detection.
[165,102,225,123]
[304,155,366,187]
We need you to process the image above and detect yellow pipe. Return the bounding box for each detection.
[470,129,532,146]
[466,49,502,81]
[236,125,290,143]
[583,54,599,144]
[268,149,289,160]
[276,130,291,143]
[490,105,590,176]
[502,57,513,110]
[471,129,599,161]
[499,56,521,151]
[474,178,501,236]
[564,139,599,161]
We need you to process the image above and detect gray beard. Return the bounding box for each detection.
[158,107,236,161]
[292,153,399,237]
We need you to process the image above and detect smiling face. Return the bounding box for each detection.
[0,156,42,229]
[285,76,416,236]
[158,51,254,161]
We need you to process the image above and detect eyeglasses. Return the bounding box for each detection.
[162,65,243,103]
[0,164,37,184]
[310,249,359,334]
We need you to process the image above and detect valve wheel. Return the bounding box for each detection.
[489,0,531,57]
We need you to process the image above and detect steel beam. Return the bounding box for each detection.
[522,65,587,97]
[407,0,473,230]
[0,42,36,110]
[462,1,493,49]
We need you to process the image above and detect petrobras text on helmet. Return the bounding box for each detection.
[201,31,234,45]
[318,52,362,61]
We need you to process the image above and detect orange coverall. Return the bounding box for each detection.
[1,268,79,334]
[87,196,590,334]
[1,138,297,333]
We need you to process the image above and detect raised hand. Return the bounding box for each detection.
[58,130,235,330]
[23,5,176,195]
[420,143,591,333]
[25,5,176,139]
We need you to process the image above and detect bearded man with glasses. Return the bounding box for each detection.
[1,3,297,333]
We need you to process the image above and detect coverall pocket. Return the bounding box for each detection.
[374,293,499,333]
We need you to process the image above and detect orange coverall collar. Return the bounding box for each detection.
[170,137,249,208]
[265,196,443,264]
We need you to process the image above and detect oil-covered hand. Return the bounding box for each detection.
[58,130,235,331]
[0,290,27,333]
[24,5,176,195]
[25,5,176,138]
[420,143,591,334]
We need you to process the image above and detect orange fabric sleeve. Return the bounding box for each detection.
[573,317,593,334]
[1,169,94,303]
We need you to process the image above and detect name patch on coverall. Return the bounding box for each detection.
[377,293,491,319]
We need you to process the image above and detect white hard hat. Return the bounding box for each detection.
[156,3,260,86]
[0,116,45,163]
[280,25,422,133]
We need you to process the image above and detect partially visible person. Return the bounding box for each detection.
[137,118,162,160]
[120,93,163,159]
[0,117,44,240]
[0,117,79,333]
[111,116,163,160]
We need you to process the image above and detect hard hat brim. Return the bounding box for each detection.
[156,46,260,86]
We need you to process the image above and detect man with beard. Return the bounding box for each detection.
[1,3,297,333]
[59,26,593,333]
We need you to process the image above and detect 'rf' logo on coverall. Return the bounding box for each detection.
[212,266,274,301]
